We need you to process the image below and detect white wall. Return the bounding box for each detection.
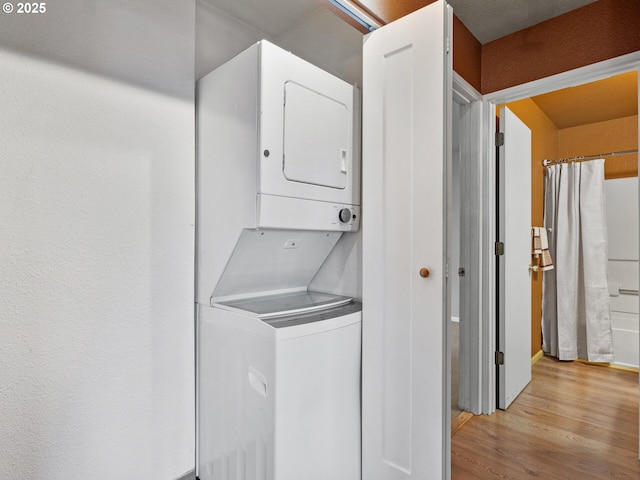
[196,0,271,80]
[0,1,195,479]
[274,8,363,87]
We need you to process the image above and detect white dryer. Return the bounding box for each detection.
[195,39,361,307]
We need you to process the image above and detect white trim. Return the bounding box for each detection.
[484,51,640,104]
[452,72,489,415]
[328,0,383,31]
[481,53,640,416]
[452,71,481,105]
[481,98,497,414]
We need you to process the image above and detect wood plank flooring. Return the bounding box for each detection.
[451,356,640,479]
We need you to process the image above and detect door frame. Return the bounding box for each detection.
[478,51,640,414]
[452,72,491,415]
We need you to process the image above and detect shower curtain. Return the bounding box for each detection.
[542,159,614,362]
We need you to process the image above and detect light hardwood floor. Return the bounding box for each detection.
[452,356,640,479]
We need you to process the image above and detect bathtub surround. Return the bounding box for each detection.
[605,177,640,369]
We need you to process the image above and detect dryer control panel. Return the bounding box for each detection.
[258,194,360,232]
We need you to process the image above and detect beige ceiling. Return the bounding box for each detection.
[531,71,639,129]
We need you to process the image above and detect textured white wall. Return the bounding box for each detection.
[274,8,363,87]
[0,1,195,479]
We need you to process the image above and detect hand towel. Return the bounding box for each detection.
[539,227,554,271]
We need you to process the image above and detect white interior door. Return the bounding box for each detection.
[497,106,532,410]
[362,1,451,479]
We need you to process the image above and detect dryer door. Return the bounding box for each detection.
[283,81,349,190]
[259,41,358,206]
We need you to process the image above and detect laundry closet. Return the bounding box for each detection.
[194,4,364,479]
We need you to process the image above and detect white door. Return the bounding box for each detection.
[497,106,532,409]
[362,1,452,479]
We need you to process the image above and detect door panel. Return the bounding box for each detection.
[362,1,451,478]
[497,106,532,410]
[283,81,349,189]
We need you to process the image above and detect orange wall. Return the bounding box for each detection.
[559,116,639,179]
[354,0,640,94]
[482,0,640,93]
[452,14,481,92]
[503,100,559,356]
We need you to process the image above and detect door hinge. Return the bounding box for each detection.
[495,351,505,365]
[495,132,504,147]
[458,267,465,277]
[446,36,451,54]
[495,241,504,256]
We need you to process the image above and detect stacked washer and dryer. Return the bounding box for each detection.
[195,41,362,480]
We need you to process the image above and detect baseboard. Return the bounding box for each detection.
[575,359,639,373]
[451,411,474,436]
[531,349,544,365]
[173,469,195,480]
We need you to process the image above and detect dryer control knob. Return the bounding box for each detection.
[338,208,352,223]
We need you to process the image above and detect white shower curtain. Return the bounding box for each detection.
[542,159,614,362]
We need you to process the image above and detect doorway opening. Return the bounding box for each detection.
[451,58,640,479]
[471,53,640,413]
[495,70,638,408]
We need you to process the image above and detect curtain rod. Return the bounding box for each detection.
[542,149,638,167]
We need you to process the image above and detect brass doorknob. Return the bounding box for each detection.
[419,267,430,278]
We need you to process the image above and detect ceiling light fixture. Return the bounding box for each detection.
[328,0,383,32]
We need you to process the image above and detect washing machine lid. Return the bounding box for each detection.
[217,291,353,319]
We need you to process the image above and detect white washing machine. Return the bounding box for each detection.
[197,291,361,480]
